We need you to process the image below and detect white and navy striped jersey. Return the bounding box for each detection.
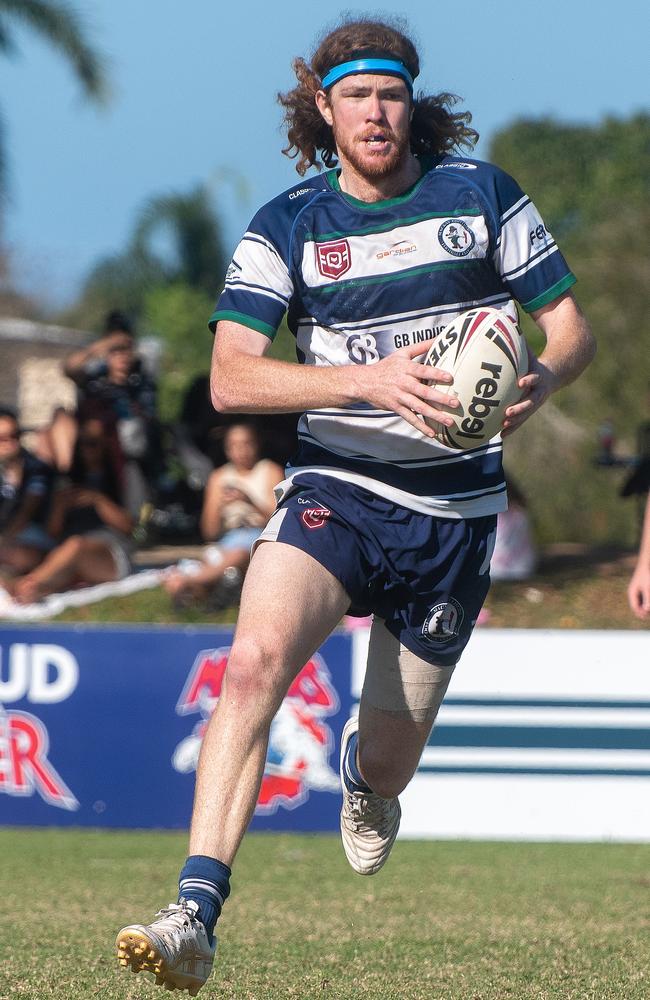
[210,155,576,518]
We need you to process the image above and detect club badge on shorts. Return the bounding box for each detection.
[422,598,464,642]
[301,506,331,529]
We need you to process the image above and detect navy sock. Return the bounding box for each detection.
[342,730,372,793]
[178,854,231,944]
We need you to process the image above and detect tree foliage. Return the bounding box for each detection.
[490,113,650,544]
[131,187,226,295]
[68,184,225,329]
[141,283,216,423]
[0,0,108,205]
[490,114,649,239]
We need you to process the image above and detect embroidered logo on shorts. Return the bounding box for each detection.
[422,598,464,642]
[301,506,331,530]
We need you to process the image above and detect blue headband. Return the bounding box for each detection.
[321,58,414,91]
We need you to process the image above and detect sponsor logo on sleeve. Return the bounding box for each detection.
[435,162,477,170]
[529,223,550,246]
[289,187,315,200]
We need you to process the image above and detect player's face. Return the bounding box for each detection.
[318,75,412,180]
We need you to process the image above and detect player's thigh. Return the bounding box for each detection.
[232,540,351,684]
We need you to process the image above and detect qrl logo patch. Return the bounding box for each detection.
[302,507,331,530]
[316,239,351,279]
[422,598,464,642]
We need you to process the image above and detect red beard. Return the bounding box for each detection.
[332,122,411,180]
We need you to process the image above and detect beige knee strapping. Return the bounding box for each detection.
[361,618,456,722]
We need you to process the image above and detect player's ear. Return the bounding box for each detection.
[315,90,334,126]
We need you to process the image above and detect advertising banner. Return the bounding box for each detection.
[0,626,353,831]
[354,629,650,842]
[1,625,648,840]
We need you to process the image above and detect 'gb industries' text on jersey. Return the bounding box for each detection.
[210,155,576,518]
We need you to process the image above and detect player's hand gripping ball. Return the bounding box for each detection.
[422,307,527,449]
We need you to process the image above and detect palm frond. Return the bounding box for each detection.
[131,187,226,294]
[0,104,7,206]
[0,14,17,55]
[0,0,109,101]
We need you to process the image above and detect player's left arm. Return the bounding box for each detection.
[501,291,596,436]
[628,492,650,619]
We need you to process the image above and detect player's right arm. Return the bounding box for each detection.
[210,320,459,438]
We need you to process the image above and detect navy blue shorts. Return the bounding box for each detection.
[259,474,497,667]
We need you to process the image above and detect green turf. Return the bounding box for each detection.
[1,829,648,999]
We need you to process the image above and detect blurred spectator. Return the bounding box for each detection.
[164,422,282,607]
[490,476,538,581]
[178,373,227,468]
[628,492,650,619]
[10,416,134,604]
[38,310,163,517]
[0,406,55,576]
[178,373,299,469]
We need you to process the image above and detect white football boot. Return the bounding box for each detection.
[339,716,401,875]
[116,898,215,995]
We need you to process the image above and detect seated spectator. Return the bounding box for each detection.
[10,416,134,604]
[0,407,55,576]
[38,310,162,517]
[177,373,229,469]
[178,373,299,469]
[164,422,282,607]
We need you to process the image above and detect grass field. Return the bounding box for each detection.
[1,828,648,1000]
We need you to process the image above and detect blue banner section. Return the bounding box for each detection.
[0,626,353,831]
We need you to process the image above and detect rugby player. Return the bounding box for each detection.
[116,16,595,994]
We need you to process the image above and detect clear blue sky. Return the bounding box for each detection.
[1,0,647,309]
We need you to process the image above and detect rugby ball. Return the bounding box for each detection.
[422,307,527,449]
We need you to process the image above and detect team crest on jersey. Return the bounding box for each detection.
[438,220,476,257]
[316,239,351,279]
[422,598,464,642]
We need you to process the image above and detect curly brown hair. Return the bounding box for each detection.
[278,17,479,176]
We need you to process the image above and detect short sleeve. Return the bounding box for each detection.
[209,216,294,339]
[491,170,576,312]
